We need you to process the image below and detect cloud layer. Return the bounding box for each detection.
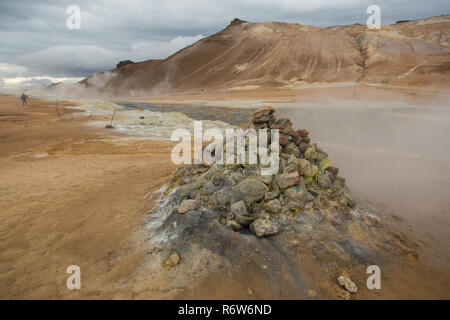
[0,0,449,84]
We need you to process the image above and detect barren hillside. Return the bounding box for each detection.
[79,15,450,95]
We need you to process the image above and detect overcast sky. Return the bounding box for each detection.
[0,0,449,91]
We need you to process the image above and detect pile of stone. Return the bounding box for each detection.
[145,106,419,299]
[250,106,343,190]
[168,107,356,238]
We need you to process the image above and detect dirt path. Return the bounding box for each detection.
[0,95,176,299]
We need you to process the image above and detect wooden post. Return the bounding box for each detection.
[55,100,62,120]
[109,109,116,126]
[105,109,116,128]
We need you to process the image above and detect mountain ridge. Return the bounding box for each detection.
[78,14,450,95]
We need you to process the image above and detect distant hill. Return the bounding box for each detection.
[78,15,450,95]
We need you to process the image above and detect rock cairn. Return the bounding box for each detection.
[145,106,419,299]
[168,106,356,237]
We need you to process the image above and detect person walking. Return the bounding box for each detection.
[20,93,29,106]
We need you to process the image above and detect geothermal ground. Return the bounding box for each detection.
[0,85,449,299]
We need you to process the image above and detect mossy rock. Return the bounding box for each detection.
[319,158,332,171]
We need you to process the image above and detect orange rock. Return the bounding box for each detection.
[296,129,309,137]
[253,106,275,118]
[270,124,285,132]
[276,171,300,189]
[328,166,339,175]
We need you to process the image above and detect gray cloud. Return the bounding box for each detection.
[0,76,59,93]
[0,63,27,78]
[0,0,449,78]
[21,78,53,89]
[15,45,117,77]
[12,35,204,78]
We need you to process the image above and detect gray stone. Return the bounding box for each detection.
[294,223,313,234]
[302,136,311,144]
[226,220,243,231]
[316,148,328,161]
[362,213,381,228]
[259,174,273,185]
[204,181,222,195]
[265,199,281,214]
[257,211,271,221]
[235,215,256,227]
[252,122,267,130]
[305,146,318,161]
[345,195,356,208]
[295,213,311,225]
[214,186,234,206]
[284,188,314,210]
[283,163,298,174]
[285,129,302,145]
[279,158,287,174]
[279,194,285,205]
[310,165,319,177]
[285,200,305,211]
[250,219,280,237]
[313,211,324,223]
[226,212,235,221]
[280,153,291,160]
[264,189,280,201]
[287,154,299,166]
[230,200,248,217]
[236,178,269,205]
[276,215,293,232]
[279,134,291,146]
[318,172,331,189]
[333,176,346,188]
[231,169,245,183]
[243,168,259,177]
[173,183,198,201]
[178,199,202,214]
[274,118,292,129]
[299,142,309,152]
[298,159,312,177]
[253,114,275,123]
[284,142,301,158]
[214,177,268,206]
[284,185,301,199]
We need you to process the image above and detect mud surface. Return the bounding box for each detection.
[116,101,254,126]
[278,99,450,271]
[1,93,448,299]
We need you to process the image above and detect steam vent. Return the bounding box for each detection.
[145,107,419,299]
